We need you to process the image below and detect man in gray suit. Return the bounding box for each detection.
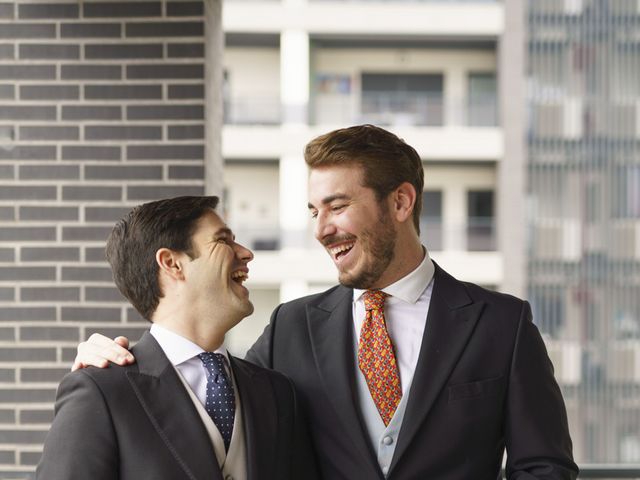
[73,126,578,479]
[38,196,316,480]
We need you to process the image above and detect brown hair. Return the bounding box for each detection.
[105,196,219,321]
[304,124,424,233]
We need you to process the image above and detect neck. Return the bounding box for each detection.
[371,236,424,289]
[152,302,228,352]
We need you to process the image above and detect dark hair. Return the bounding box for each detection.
[304,124,424,233]
[105,196,219,321]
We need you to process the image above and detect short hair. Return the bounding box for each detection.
[105,196,219,321]
[304,124,424,233]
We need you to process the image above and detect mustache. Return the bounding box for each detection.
[322,234,356,248]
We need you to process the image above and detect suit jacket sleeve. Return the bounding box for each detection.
[245,303,282,368]
[505,301,579,479]
[36,370,118,480]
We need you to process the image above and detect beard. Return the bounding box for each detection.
[337,204,396,289]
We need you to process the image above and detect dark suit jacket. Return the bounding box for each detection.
[246,263,579,480]
[37,331,317,480]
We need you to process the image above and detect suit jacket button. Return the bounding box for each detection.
[383,435,393,445]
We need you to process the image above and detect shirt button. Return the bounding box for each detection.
[383,435,393,445]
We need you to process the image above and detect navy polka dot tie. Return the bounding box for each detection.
[197,352,235,451]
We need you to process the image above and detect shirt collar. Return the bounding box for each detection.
[149,323,229,367]
[353,247,435,305]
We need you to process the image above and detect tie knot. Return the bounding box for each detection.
[197,352,226,375]
[363,290,388,311]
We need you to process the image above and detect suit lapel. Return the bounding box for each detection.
[126,332,222,480]
[307,286,381,475]
[389,264,485,473]
[231,356,276,480]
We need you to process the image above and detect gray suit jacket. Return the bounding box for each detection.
[246,262,579,480]
[37,331,317,480]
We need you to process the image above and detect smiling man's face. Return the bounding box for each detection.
[308,165,396,290]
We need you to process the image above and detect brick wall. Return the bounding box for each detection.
[0,1,207,476]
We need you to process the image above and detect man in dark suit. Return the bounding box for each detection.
[73,126,578,479]
[37,196,316,480]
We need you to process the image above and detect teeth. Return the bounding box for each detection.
[329,243,354,256]
[231,271,248,282]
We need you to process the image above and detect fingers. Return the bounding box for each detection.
[71,333,135,371]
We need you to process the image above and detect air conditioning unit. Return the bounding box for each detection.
[533,99,583,139]
[606,342,640,383]
[534,220,581,261]
[546,340,581,386]
[612,222,640,260]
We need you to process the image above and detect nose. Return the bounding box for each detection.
[314,210,337,242]
[234,241,254,264]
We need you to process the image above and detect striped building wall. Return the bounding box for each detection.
[0,1,207,476]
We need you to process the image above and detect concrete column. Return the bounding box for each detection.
[498,0,526,296]
[205,0,224,197]
[445,66,466,126]
[280,30,310,125]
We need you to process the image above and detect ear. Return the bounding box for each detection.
[156,248,186,282]
[390,182,417,224]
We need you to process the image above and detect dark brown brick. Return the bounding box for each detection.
[85,286,125,303]
[20,126,79,141]
[61,64,121,80]
[167,1,204,16]
[126,308,146,323]
[167,43,204,58]
[0,249,13,262]
[20,84,78,100]
[0,429,49,443]
[0,64,55,80]
[19,165,79,180]
[169,165,204,179]
[21,287,80,302]
[0,349,55,362]
[61,307,120,322]
[0,3,13,19]
[0,206,13,221]
[85,125,162,141]
[62,226,112,241]
[85,326,148,341]
[0,227,56,242]
[19,206,78,221]
[85,84,162,100]
[0,307,56,322]
[0,23,55,39]
[168,124,204,139]
[168,83,204,99]
[127,144,204,160]
[0,106,55,120]
[0,187,56,201]
[20,327,79,343]
[0,165,13,179]
[85,207,131,223]
[19,44,79,59]
[85,247,107,262]
[0,370,15,383]
[61,347,76,362]
[85,43,163,59]
[61,23,121,38]
[128,105,203,120]
[62,105,122,120]
[20,409,53,424]
[21,248,80,263]
[62,145,121,161]
[62,186,122,202]
[127,185,204,200]
[0,84,14,99]
[127,63,203,80]
[0,267,55,282]
[20,450,43,466]
[126,21,203,38]
[0,145,56,160]
[18,3,78,19]
[0,44,13,59]
[0,409,16,423]
[86,165,162,180]
[0,328,14,341]
[84,1,161,17]
[0,451,14,464]
[61,266,112,282]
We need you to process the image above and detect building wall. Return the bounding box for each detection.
[0,1,209,476]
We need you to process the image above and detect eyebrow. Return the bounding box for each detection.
[307,194,350,210]
[213,227,234,239]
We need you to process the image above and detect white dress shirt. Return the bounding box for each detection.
[150,324,247,480]
[352,248,435,476]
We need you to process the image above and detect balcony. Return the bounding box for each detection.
[224,96,281,125]
[313,91,498,128]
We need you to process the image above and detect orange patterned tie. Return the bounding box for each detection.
[358,290,402,426]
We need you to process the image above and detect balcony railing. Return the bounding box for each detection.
[313,91,498,127]
[420,218,496,252]
[224,97,281,125]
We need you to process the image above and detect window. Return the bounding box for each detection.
[467,190,495,251]
[468,72,497,126]
[420,190,443,251]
